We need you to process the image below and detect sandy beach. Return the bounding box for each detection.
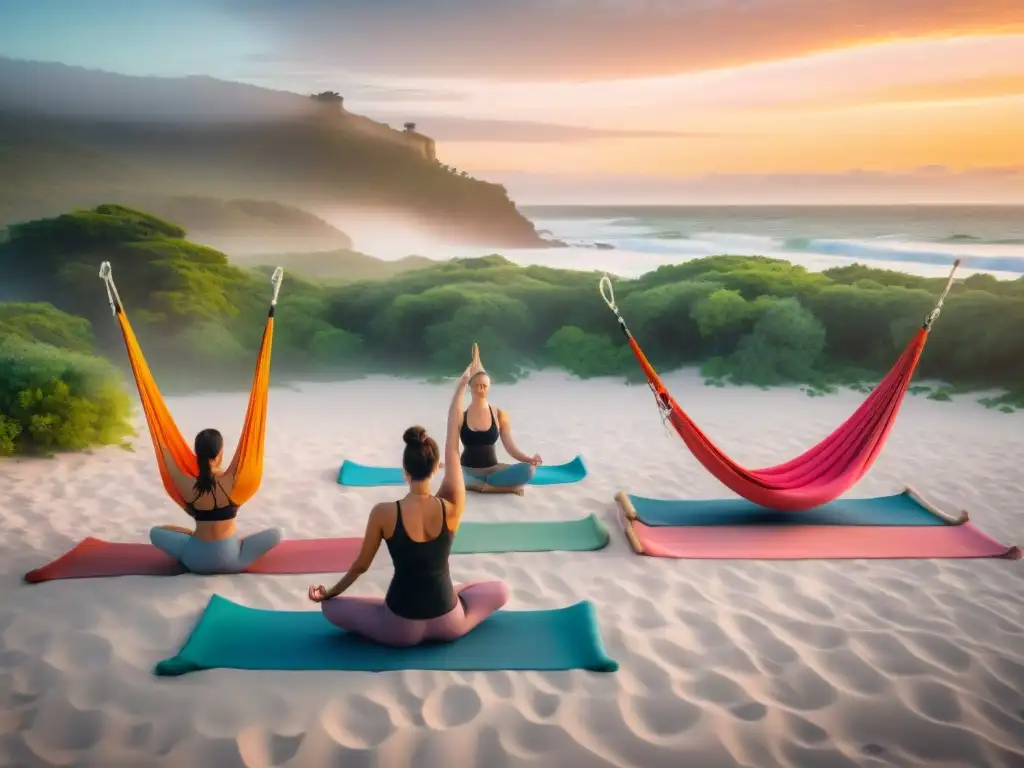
[1,370,1022,768]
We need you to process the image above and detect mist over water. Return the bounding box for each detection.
[323,205,1024,280]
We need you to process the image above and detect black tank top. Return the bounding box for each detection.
[460,406,499,469]
[384,499,457,620]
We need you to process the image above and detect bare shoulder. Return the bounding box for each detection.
[369,501,396,533]
[496,406,510,424]
[369,501,395,520]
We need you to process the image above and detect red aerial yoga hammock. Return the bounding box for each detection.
[98,262,283,509]
[601,260,961,511]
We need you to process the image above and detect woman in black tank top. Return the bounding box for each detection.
[459,344,543,495]
[308,366,510,646]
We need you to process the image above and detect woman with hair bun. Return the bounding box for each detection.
[308,365,510,646]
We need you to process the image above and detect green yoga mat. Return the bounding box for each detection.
[453,514,609,553]
[155,594,619,675]
[338,456,588,487]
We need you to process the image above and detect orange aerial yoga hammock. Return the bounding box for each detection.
[601,260,961,512]
[98,262,283,509]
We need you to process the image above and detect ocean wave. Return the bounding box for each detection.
[783,238,1024,273]
[543,228,1024,275]
[941,234,1024,245]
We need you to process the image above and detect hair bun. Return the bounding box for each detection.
[403,426,428,447]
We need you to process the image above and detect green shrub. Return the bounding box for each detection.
[545,326,631,379]
[722,298,828,386]
[0,414,21,456]
[0,338,135,455]
[308,326,364,366]
[0,302,95,352]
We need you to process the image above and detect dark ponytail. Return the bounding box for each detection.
[192,428,224,496]
[402,425,440,481]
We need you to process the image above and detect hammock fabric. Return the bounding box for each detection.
[101,263,281,509]
[602,262,959,512]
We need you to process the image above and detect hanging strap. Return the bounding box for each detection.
[223,267,285,506]
[599,274,630,338]
[99,262,196,508]
[600,274,673,434]
[923,259,960,330]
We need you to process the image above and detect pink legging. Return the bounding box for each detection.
[321,581,511,647]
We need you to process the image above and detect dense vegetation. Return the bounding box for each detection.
[1,205,1021,455]
[0,326,134,457]
[239,250,435,283]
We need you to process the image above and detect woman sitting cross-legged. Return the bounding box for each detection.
[460,343,542,495]
[149,429,283,574]
[308,365,511,647]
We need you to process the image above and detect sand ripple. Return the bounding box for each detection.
[1,372,1021,767]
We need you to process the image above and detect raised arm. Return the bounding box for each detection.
[437,366,471,522]
[158,441,197,510]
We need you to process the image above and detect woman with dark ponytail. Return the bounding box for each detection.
[148,428,283,573]
[308,365,511,646]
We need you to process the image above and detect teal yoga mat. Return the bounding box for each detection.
[452,514,609,553]
[338,455,588,487]
[155,594,619,676]
[620,489,960,527]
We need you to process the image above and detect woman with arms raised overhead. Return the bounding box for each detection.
[98,260,285,574]
[150,429,283,573]
[459,344,541,495]
[308,365,511,647]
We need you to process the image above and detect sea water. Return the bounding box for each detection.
[329,204,1024,281]
[519,205,1024,280]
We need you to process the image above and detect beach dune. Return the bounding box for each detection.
[1,370,1022,767]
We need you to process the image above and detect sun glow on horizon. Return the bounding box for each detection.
[359,33,1024,180]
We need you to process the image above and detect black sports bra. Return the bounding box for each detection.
[186,479,239,522]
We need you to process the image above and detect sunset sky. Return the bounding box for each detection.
[2,0,1022,203]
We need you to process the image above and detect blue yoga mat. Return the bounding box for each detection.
[338,455,587,487]
[623,490,951,527]
[155,594,618,676]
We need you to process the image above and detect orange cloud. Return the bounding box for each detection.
[227,0,1024,81]
[785,74,1024,110]
[441,95,1024,177]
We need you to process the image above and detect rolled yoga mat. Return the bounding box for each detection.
[338,455,588,487]
[616,487,967,527]
[155,594,619,675]
[619,503,1021,561]
[24,514,610,582]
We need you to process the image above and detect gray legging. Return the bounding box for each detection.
[149,527,283,574]
[463,462,536,488]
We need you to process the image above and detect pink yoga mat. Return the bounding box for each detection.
[623,518,1021,561]
[23,537,362,582]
